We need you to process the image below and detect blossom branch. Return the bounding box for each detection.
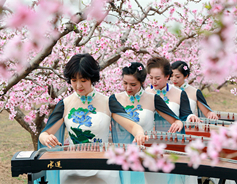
[150,5,174,15]
[76,21,99,46]
[5,107,32,133]
[0,94,9,113]
[0,15,86,97]
[99,47,151,70]
[37,66,65,80]
[168,33,196,53]
[24,77,46,89]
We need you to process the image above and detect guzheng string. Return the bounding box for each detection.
[214,111,237,121]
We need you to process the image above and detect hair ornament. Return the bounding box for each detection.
[183,66,188,70]
[138,66,143,71]
[127,63,131,67]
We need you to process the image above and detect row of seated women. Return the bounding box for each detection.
[36,54,219,184]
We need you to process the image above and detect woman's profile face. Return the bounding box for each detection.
[170,69,187,87]
[123,74,142,96]
[149,68,169,90]
[71,73,93,96]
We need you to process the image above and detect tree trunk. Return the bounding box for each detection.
[6,107,46,151]
[30,132,40,151]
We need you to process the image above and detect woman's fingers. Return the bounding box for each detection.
[168,121,183,133]
[45,134,61,148]
[133,135,149,145]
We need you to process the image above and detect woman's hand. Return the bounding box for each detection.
[189,115,202,123]
[43,133,62,149]
[207,111,219,120]
[133,133,149,145]
[168,120,183,133]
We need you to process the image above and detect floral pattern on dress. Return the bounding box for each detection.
[124,104,143,122]
[69,127,95,144]
[68,105,102,144]
[68,105,96,128]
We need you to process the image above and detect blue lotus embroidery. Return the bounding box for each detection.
[124,105,143,122]
[68,105,96,128]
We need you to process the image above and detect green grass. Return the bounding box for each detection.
[222,100,227,105]
[202,92,212,98]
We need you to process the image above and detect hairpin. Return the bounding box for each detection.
[183,66,188,70]
[127,63,131,67]
[138,66,143,71]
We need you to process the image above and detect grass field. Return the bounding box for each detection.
[0,84,236,184]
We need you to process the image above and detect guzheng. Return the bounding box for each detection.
[12,131,237,184]
[154,117,235,137]
[214,111,237,121]
[184,118,234,137]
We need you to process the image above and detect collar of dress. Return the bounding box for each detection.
[180,82,188,91]
[125,87,145,103]
[74,87,97,104]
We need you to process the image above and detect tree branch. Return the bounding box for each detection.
[0,14,86,97]
[77,22,99,46]
[168,33,196,53]
[5,107,33,134]
[38,66,65,80]
[99,47,150,70]
[216,81,228,90]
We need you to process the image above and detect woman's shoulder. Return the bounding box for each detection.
[113,91,126,100]
[186,85,198,93]
[95,91,109,103]
[63,93,75,103]
[144,90,155,98]
[170,84,182,93]
[96,91,109,98]
[145,87,155,94]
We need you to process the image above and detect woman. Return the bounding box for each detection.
[170,60,218,119]
[146,57,200,134]
[111,62,184,184]
[37,54,148,184]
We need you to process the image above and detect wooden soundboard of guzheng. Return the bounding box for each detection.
[184,118,235,137]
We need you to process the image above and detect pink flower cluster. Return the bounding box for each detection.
[105,143,175,173]
[200,1,237,84]
[185,139,207,169]
[106,122,237,172]
[186,122,237,168]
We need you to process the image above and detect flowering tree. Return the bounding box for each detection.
[0,0,236,150]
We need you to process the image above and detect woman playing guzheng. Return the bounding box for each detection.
[145,57,200,184]
[37,54,148,184]
[146,57,200,132]
[170,60,218,120]
[111,62,184,184]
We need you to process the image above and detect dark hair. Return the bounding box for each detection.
[146,57,171,77]
[171,61,190,77]
[122,62,147,87]
[63,53,100,85]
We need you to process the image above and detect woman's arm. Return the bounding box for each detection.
[109,94,148,145]
[112,113,148,145]
[196,89,218,120]
[154,95,183,133]
[197,101,218,119]
[39,118,64,148]
[38,99,65,149]
[180,91,201,122]
[156,110,183,133]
